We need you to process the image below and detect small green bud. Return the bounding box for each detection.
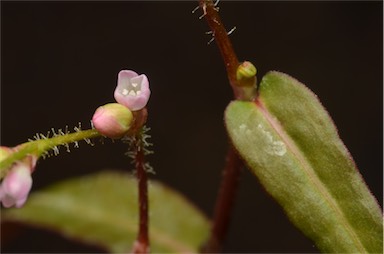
[236,61,258,101]
[237,61,257,81]
[92,103,133,139]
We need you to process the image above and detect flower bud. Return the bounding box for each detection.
[92,103,133,139]
[236,61,257,87]
[0,162,33,208]
[114,70,151,111]
[235,61,258,101]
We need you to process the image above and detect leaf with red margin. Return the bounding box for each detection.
[225,71,382,253]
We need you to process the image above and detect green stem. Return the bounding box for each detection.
[0,129,100,178]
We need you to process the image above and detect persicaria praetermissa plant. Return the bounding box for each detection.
[1,1,382,253]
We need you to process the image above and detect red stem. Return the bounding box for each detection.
[130,110,150,254]
[131,146,150,254]
[199,0,241,97]
[202,147,242,253]
[198,0,244,252]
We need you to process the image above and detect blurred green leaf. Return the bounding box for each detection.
[225,71,382,253]
[2,170,210,253]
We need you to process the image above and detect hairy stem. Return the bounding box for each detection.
[199,0,241,97]
[202,147,242,253]
[131,132,150,254]
[198,0,244,251]
[0,129,100,178]
[0,109,149,179]
[129,110,150,254]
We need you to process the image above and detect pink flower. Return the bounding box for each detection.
[0,162,33,208]
[92,103,133,139]
[114,70,151,111]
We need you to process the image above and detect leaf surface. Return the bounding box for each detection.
[2,170,210,253]
[225,71,382,253]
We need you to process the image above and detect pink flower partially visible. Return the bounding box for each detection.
[0,162,33,208]
[114,70,151,111]
[0,151,36,208]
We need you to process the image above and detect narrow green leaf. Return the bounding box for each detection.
[2,170,210,253]
[225,71,382,253]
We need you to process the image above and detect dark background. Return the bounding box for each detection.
[1,1,382,253]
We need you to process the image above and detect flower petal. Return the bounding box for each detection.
[114,70,151,111]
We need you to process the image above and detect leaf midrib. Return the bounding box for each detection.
[256,99,366,252]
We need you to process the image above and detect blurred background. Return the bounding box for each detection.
[1,1,382,253]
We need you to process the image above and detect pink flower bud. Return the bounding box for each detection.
[92,103,133,139]
[114,70,151,111]
[0,162,33,208]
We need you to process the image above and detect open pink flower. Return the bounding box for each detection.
[114,70,151,111]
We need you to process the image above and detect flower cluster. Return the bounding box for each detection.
[0,147,36,208]
[92,70,151,138]
[0,69,151,208]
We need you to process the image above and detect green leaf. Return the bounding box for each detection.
[2,170,210,253]
[225,71,383,253]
